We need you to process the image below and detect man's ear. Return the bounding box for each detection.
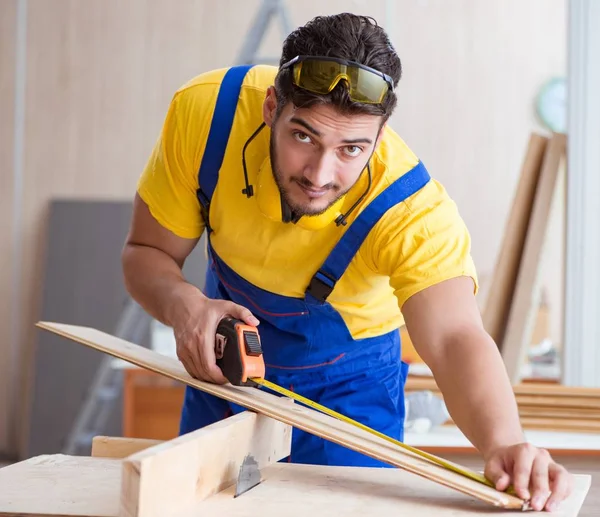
[263,86,278,127]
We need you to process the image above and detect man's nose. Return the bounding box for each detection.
[304,153,335,188]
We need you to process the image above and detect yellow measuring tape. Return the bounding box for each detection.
[252,377,515,496]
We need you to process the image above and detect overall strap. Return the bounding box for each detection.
[305,161,431,304]
[196,65,255,232]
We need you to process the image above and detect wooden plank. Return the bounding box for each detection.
[518,406,600,420]
[407,375,600,399]
[120,411,292,517]
[0,456,591,517]
[518,417,600,434]
[434,415,600,434]
[186,464,591,517]
[501,133,567,382]
[416,445,600,457]
[517,397,600,410]
[91,436,163,459]
[35,321,526,510]
[405,376,600,433]
[482,133,548,347]
[0,454,120,517]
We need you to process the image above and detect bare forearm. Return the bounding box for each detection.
[429,328,525,459]
[121,243,206,328]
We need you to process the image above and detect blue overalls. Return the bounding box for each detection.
[179,65,431,467]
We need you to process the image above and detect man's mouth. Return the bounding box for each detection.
[295,181,330,199]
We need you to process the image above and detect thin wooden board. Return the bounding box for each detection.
[406,376,600,399]
[501,133,567,383]
[35,321,525,510]
[482,133,548,347]
[518,418,600,433]
[518,406,600,419]
[0,456,591,517]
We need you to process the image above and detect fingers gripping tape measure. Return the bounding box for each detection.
[214,317,507,493]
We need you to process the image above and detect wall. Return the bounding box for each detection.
[563,0,600,387]
[0,0,567,458]
[385,0,567,337]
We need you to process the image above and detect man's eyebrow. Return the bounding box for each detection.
[290,116,373,145]
[290,117,321,137]
[341,137,373,145]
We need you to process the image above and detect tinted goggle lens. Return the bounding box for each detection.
[291,60,391,104]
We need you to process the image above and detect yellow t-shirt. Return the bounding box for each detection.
[138,65,478,340]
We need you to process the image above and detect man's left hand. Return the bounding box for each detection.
[484,443,574,512]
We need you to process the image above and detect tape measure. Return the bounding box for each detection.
[215,316,509,493]
[252,377,493,487]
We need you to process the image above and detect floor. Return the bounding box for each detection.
[441,453,599,516]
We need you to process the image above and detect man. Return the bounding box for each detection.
[122,13,572,512]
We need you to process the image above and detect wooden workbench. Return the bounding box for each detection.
[11,321,591,516]
[0,411,593,517]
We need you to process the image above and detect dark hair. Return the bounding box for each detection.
[274,13,401,121]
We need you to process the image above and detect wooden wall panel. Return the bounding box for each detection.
[14,0,292,459]
[0,0,17,455]
[0,0,567,458]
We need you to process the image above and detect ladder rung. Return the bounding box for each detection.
[96,387,119,400]
[75,432,95,446]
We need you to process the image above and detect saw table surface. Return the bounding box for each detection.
[0,453,591,517]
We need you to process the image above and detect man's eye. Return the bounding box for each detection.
[344,145,363,157]
[293,131,311,143]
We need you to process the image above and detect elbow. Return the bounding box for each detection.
[419,324,494,374]
[120,239,137,295]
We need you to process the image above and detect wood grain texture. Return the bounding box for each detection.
[407,375,600,398]
[482,133,548,347]
[185,463,590,517]
[502,133,567,383]
[406,376,600,433]
[120,411,292,517]
[0,0,17,456]
[430,453,600,517]
[35,321,525,509]
[91,436,162,459]
[0,455,590,517]
[14,0,256,459]
[0,454,120,517]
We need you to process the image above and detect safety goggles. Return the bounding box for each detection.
[280,55,394,104]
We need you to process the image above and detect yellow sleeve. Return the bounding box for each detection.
[368,178,479,310]
[137,83,219,239]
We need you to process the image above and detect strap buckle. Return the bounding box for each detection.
[196,188,213,233]
[306,270,336,303]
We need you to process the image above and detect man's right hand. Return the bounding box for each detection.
[169,283,260,384]
[122,194,261,384]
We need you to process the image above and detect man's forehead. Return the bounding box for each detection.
[282,103,382,133]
